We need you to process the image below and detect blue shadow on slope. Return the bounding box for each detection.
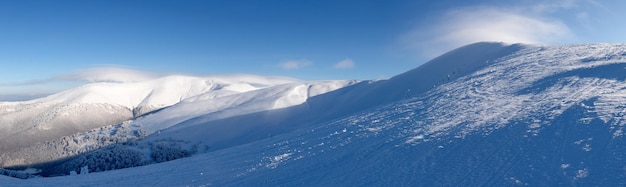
[518,62,626,95]
[392,97,626,186]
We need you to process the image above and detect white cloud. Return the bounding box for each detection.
[530,0,577,13]
[0,66,163,101]
[0,93,50,101]
[403,6,574,58]
[57,66,159,83]
[279,59,312,70]
[334,58,355,69]
[0,66,159,86]
[442,8,571,44]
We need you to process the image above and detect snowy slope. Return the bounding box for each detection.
[126,80,358,152]
[0,74,297,167]
[135,80,358,133]
[223,43,626,185]
[135,42,523,153]
[6,42,626,186]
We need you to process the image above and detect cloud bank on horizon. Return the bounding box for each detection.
[0,66,302,101]
[58,66,160,83]
[0,66,161,88]
[0,66,162,101]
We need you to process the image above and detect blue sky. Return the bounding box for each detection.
[1,0,625,101]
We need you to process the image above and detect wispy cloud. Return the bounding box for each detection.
[0,66,159,87]
[334,58,355,69]
[279,59,312,70]
[529,0,577,13]
[440,7,571,43]
[0,93,51,102]
[0,78,52,87]
[0,66,163,101]
[403,3,576,58]
[56,66,159,83]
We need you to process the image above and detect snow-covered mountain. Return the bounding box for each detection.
[4,42,626,186]
[0,74,300,167]
[129,42,525,153]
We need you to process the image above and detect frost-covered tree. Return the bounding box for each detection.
[80,166,89,175]
[42,144,144,176]
[0,168,37,179]
[38,137,200,177]
[150,142,193,163]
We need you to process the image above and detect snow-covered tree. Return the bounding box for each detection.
[80,166,89,175]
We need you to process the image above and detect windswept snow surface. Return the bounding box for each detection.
[6,42,626,186]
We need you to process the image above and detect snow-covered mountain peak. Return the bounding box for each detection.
[340,42,529,110]
[387,42,527,93]
[28,74,298,111]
